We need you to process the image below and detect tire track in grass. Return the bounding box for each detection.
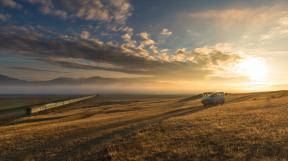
[55,105,211,161]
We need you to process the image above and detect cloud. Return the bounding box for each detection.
[187,9,252,20]
[185,7,277,34]
[76,0,132,22]
[178,5,288,53]
[0,26,248,81]
[121,26,133,34]
[27,0,67,18]
[121,30,137,51]
[30,0,133,23]
[121,33,132,42]
[259,14,288,40]
[185,7,283,29]
[80,31,90,40]
[139,32,155,45]
[75,0,110,21]
[160,28,172,36]
[8,67,68,73]
[191,44,243,70]
[173,48,186,62]
[38,1,51,14]
[27,0,52,14]
[107,0,132,23]
[0,0,21,9]
[52,10,68,18]
[92,38,104,46]
[0,13,10,21]
[0,26,157,75]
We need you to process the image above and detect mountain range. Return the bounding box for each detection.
[0,74,150,85]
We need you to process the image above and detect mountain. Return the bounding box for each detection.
[0,74,27,84]
[0,74,151,85]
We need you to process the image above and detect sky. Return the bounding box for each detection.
[0,0,288,94]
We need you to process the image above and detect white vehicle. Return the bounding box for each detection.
[201,92,225,107]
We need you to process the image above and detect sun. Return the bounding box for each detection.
[235,57,268,82]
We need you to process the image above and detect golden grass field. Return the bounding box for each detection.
[1,91,288,161]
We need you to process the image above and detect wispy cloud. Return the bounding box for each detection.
[26,0,66,18]
[185,7,281,30]
[8,66,68,73]
[0,13,10,21]
[0,0,21,9]
[160,28,172,36]
[260,15,288,40]
[80,31,90,40]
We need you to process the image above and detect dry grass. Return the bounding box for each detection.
[0,91,288,161]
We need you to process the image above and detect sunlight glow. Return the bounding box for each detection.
[235,57,268,82]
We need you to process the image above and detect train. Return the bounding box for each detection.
[0,95,95,121]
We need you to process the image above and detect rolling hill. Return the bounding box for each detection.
[0,91,288,160]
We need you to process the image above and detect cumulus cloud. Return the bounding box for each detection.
[119,26,137,53]
[107,0,132,23]
[26,0,132,23]
[159,53,170,62]
[92,38,104,46]
[75,0,110,21]
[0,0,21,9]
[160,28,172,36]
[121,31,137,49]
[80,31,90,40]
[0,26,248,81]
[121,26,133,34]
[191,44,243,70]
[27,0,52,14]
[139,32,155,45]
[27,0,67,18]
[173,48,187,62]
[121,33,132,42]
[0,13,10,21]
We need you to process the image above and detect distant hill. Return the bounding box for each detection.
[0,74,27,84]
[0,74,150,85]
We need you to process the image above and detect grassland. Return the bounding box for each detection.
[0,91,288,161]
